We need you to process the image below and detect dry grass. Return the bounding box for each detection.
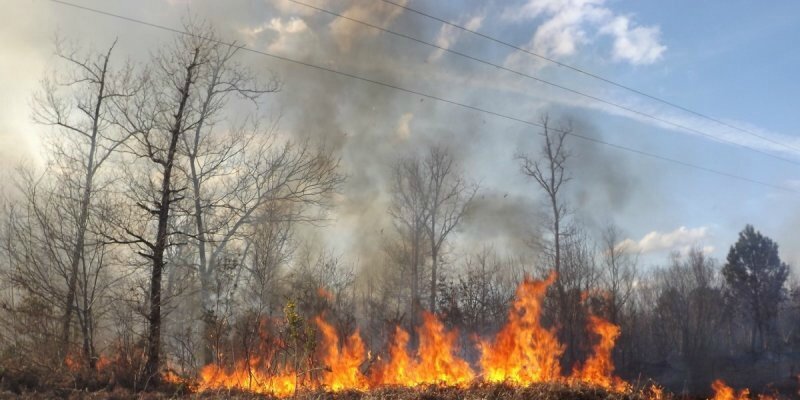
[0,382,669,400]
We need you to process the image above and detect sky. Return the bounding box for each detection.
[2,0,800,272]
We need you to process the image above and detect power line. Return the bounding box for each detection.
[377,0,800,155]
[47,0,799,195]
[287,0,800,168]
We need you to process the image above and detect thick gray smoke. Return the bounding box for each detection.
[4,0,656,274]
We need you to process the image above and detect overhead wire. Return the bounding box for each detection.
[46,0,800,194]
[376,0,800,154]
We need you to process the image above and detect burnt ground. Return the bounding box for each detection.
[0,384,653,400]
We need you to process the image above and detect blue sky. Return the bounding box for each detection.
[2,0,800,270]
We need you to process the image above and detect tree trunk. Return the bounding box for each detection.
[188,68,218,366]
[199,272,214,365]
[143,48,199,382]
[60,49,109,363]
[410,225,420,328]
[429,214,438,314]
[429,246,438,314]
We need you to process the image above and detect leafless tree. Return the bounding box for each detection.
[388,146,475,322]
[516,115,572,304]
[107,26,211,382]
[160,27,344,365]
[28,38,134,366]
[599,224,638,325]
[389,156,429,327]
[422,147,476,313]
[652,248,725,390]
[186,131,342,364]
[0,164,124,371]
[438,246,519,334]
[0,39,135,369]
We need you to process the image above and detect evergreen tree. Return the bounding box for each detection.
[722,224,789,353]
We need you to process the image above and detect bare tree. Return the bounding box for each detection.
[516,114,576,363]
[652,248,725,390]
[389,157,429,327]
[12,38,134,368]
[0,162,124,371]
[437,246,519,334]
[161,28,344,365]
[422,147,476,313]
[242,202,295,316]
[516,115,571,301]
[599,225,638,325]
[108,27,209,382]
[187,126,342,364]
[171,35,278,364]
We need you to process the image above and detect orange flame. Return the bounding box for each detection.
[570,315,629,392]
[371,312,474,387]
[648,384,664,400]
[710,380,776,400]
[314,316,369,391]
[191,273,712,397]
[198,360,298,397]
[370,325,415,386]
[64,353,80,372]
[711,379,750,400]
[478,272,564,385]
[95,355,112,371]
[317,287,335,302]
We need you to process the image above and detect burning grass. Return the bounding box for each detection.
[188,273,631,397]
[190,382,663,400]
[0,273,784,399]
[0,381,664,400]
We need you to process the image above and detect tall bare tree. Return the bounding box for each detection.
[186,124,342,364]
[421,147,476,313]
[389,156,429,326]
[516,115,572,311]
[599,225,638,325]
[108,27,210,382]
[171,36,343,365]
[24,38,133,367]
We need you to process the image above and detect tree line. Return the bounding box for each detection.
[0,24,794,394]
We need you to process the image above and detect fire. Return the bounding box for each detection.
[317,287,335,302]
[64,352,113,372]
[314,316,369,391]
[162,369,183,384]
[412,312,474,386]
[648,384,664,400]
[197,360,298,397]
[371,312,474,387]
[711,379,750,400]
[370,325,416,386]
[478,272,564,385]
[710,380,776,400]
[570,315,629,392]
[191,273,657,397]
[64,353,80,371]
[95,355,112,371]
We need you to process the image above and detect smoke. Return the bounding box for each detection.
[4,0,660,276]
[561,115,642,231]
[460,193,543,258]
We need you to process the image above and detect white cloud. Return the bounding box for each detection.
[600,15,666,65]
[429,14,485,62]
[272,0,329,17]
[239,17,310,54]
[618,226,711,254]
[329,0,408,52]
[503,0,665,68]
